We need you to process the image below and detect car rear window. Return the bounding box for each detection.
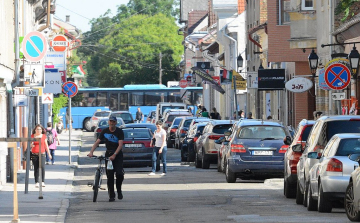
[327,121,360,142]
[173,118,182,126]
[184,119,193,127]
[123,129,151,139]
[168,114,191,122]
[95,111,110,117]
[98,120,109,127]
[300,125,313,142]
[336,138,360,156]
[198,126,205,133]
[213,124,233,134]
[238,126,286,139]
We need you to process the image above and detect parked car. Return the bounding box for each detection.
[90,110,111,131]
[175,117,208,150]
[111,111,134,124]
[166,117,184,148]
[216,121,238,173]
[162,110,192,131]
[181,122,207,162]
[122,127,159,170]
[194,120,235,169]
[345,154,360,222]
[296,115,360,207]
[284,119,315,199]
[122,123,157,133]
[94,117,125,143]
[307,133,360,212]
[146,110,156,123]
[221,119,291,183]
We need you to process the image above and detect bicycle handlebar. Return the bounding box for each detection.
[90,155,109,160]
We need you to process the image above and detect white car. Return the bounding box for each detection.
[307,133,360,212]
[345,153,360,221]
[89,110,111,131]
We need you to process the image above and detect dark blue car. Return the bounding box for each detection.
[223,120,291,183]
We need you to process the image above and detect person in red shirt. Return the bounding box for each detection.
[31,124,52,188]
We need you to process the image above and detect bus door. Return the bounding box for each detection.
[120,93,128,111]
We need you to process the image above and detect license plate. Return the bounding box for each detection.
[124,144,142,148]
[252,151,273,156]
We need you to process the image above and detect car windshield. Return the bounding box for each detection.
[95,111,110,117]
[238,126,286,139]
[336,138,360,156]
[213,124,233,134]
[162,106,185,114]
[123,129,151,139]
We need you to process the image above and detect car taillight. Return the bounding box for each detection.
[231,144,246,153]
[279,145,288,153]
[209,135,221,140]
[96,128,102,133]
[193,136,199,142]
[92,117,98,120]
[180,129,187,134]
[170,128,177,133]
[326,158,342,172]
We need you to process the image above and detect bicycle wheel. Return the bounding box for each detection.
[93,169,100,202]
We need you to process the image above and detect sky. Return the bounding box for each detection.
[55,0,130,32]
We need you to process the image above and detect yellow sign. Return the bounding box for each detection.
[232,78,246,90]
[232,70,245,80]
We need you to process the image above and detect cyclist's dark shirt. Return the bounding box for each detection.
[99,127,124,153]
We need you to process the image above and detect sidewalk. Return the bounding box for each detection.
[0,129,82,223]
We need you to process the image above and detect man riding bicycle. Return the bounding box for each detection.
[87,116,124,202]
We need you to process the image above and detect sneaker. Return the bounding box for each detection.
[35,183,39,188]
[42,182,45,187]
[118,192,123,200]
[160,173,166,176]
[109,198,115,202]
[46,162,49,165]
[148,172,156,176]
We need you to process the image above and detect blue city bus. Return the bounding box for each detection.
[60,84,203,131]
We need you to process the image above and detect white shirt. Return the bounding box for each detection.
[154,129,166,147]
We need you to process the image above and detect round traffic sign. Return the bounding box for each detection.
[50,35,69,52]
[22,31,48,62]
[179,79,188,88]
[324,63,351,90]
[62,81,78,97]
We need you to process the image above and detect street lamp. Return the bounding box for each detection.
[308,49,319,76]
[348,44,360,78]
[237,54,244,69]
[258,63,264,70]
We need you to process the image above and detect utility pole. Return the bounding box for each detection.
[159,52,162,85]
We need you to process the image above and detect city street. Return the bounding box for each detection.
[65,132,351,223]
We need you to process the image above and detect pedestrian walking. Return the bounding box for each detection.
[45,122,60,165]
[148,120,167,176]
[210,107,221,120]
[247,112,253,119]
[202,107,209,118]
[196,104,203,117]
[31,124,52,188]
[135,107,144,123]
[87,116,125,202]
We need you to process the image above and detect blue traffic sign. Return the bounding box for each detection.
[62,81,78,98]
[324,63,351,90]
[22,31,48,62]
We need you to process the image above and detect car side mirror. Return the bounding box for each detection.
[292,144,302,153]
[307,151,319,159]
[284,136,292,145]
[224,131,231,137]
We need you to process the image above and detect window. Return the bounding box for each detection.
[83,92,96,107]
[145,91,163,106]
[280,0,291,24]
[97,92,107,106]
[130,92,144,106]
[302,0,314,10]
[110,93,118,111]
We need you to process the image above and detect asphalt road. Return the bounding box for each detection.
[65,132,351,223]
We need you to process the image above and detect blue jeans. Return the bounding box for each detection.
[151,146,167,173]
[46,149,55,164]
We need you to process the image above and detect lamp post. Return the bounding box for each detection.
[308,49,319,115]
[234,54,244,120]
[348,45,360,99]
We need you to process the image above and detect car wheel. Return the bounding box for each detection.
[307,183,317,211]
[201,149,210,169]
[221,156,226,173]
[284,178,296,198]
[303,180,308,207]
[84,118,92,132]
[225,161,236,183]
[345,182,360,221]
[318,181,332,213]
[195,152,202,168]
[217,153,222,172]
[296,180,304,205]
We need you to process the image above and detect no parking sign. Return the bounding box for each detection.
[324,63,351,90]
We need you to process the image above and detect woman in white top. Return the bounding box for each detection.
[148,121,167,176]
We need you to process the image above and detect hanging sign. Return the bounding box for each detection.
[285,77,313,93]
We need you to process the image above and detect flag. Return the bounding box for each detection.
[223,69,232,79]
[72,65,86,75]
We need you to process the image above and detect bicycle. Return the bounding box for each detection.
[89,155,109,202]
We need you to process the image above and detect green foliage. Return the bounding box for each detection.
[335,0,358,22]
[52,95,68,124]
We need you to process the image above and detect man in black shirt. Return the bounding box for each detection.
[88,116,124,202]
[135,107,144,123]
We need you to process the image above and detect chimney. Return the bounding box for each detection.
[66,15,70,22]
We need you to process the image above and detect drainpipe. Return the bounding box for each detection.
[223,26,238,119]
[38,0,51,32]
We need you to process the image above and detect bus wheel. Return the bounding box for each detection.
[84,118,92,132]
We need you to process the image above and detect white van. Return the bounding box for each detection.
[155,102,187,123]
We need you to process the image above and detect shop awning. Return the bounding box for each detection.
[191,67,225,94]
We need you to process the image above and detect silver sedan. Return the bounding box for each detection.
[307,133,360,213]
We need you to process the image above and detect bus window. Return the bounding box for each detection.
[110,93,118,111]
[168,91,181,103]
[130,92,144,106]
[145,92,162,106]
[120,93,128,110]
[97,92,107,106]
[83,92,96,107]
